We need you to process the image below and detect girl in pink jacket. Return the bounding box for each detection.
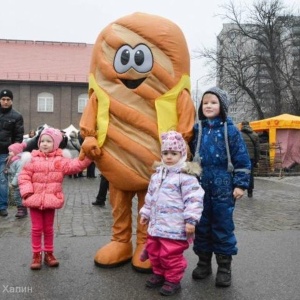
[18,127,91,270]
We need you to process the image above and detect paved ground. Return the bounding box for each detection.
[0,175,299,300]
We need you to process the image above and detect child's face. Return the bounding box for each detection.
[202,94,220,119]
[161,150,181,166]
[39,134,54,153]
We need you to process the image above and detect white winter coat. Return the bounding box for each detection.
[140,162,204,240]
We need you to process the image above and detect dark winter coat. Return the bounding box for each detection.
[0,106,24,154]
[191,117,251,190]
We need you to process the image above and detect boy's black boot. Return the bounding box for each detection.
[192,251,213,279]
[215,254,232,287]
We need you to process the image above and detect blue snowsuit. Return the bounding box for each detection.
[191,117,251,256]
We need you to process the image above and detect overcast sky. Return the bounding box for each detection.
[1,0,299,94]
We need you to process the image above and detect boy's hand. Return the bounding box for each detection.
[233,187,244,200]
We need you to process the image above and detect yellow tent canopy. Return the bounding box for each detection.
[240,114,300,162]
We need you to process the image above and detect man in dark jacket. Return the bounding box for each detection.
[241,121,260,198]
[0,89,24,216]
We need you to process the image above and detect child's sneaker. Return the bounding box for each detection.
[145,274,165,288]
[159,281,181,296]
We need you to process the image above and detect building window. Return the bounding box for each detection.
[38,92,54,112]
[78,94,88,113]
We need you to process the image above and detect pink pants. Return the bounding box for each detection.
[30,208,55,253]
[146,235,189,284]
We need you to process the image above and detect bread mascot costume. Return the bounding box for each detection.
[79,12,195,272]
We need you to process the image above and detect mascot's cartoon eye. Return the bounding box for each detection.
[121,49,130,65]
[114,44,153,74]
[134,50,144,66]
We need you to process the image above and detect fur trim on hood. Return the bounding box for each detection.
[20,152,33,166]
[152,161,202,176]
[19,149,73,165]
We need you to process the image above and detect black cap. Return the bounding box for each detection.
[0,89,13,100]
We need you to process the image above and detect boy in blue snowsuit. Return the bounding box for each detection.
[190,87,251,287]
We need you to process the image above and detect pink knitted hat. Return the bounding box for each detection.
[38,127,62,151]
[8,142,27,163]
[161,131,187,158]
[8,142,26,155]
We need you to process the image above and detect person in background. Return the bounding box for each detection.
[190,87,251,287]
[18,127,91,270]
[59,130,69,150]
[7,143,28,218]
[22,126,45,152]
[23,129,36,142]
[240,121,260,198]
[0,89,24,217]
[86,162,96,178]
[92,174,109,207]
[140,131,204,296]
[28,129,36,138]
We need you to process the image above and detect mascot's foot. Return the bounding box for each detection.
[94,241,132,268]
[131,243,152,273]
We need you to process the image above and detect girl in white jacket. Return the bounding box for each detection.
[139,131,204,296]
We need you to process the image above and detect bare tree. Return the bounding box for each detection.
[194,0,300,119]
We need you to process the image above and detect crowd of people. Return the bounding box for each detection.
[0,86,259,295]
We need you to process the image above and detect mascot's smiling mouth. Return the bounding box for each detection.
[121,78,146,89]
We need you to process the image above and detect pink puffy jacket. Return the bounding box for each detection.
[18,149,91,210]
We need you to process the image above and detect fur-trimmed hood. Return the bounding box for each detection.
[152,161,202,177]
[19,148,72,165]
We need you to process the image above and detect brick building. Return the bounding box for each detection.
[0,39,93,133]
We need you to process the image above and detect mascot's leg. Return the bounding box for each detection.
[131,190,152,273]
[94,186,134,267]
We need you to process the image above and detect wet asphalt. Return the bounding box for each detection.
[0,175,299,300]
